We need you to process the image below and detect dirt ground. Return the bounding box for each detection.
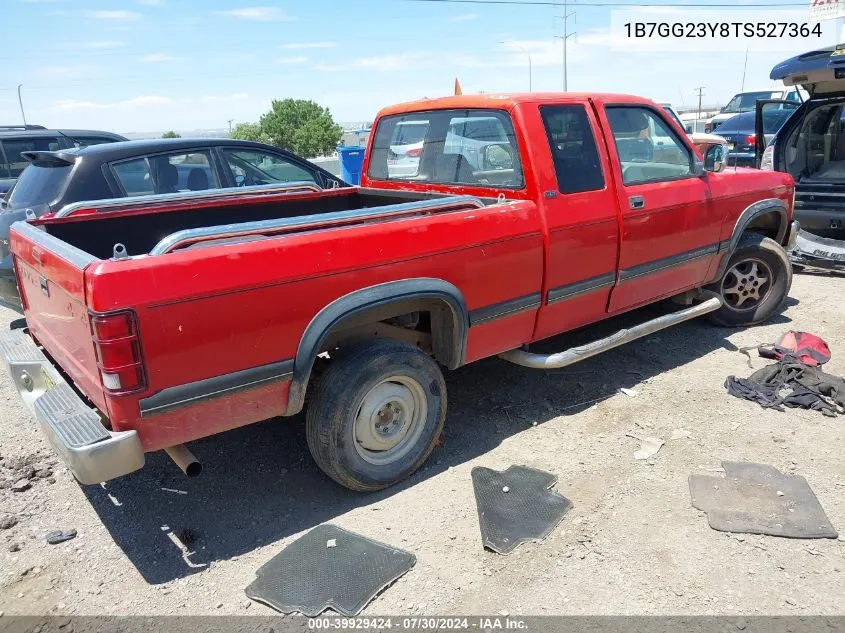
[1,271,844,617]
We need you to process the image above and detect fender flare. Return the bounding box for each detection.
[713,198,788,281]
[285,278,468,416]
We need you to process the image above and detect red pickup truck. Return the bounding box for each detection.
[1,93,797,492]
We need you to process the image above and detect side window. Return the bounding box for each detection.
[222,149,316,187]
[0,137,62,178]
[540,105,604,194]
[606,107,692,186]
[111,151,218,197]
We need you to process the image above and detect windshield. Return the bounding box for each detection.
[722,91,780,113]
[717,107,797,134]
[391,123,428,147]
[6,164,72,208]
[0,136,62,178]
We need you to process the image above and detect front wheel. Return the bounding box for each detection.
[706,234,792,327]
[305,339,447,492]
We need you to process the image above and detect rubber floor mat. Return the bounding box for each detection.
[245,524,416,616]
[472,465,573,554]
[689,461,838,539]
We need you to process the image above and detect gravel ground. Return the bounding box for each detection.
[1,272,844,616]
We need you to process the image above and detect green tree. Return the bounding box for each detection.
[161,130,181,138]
[229,122,271,144]
[258,99,342,158]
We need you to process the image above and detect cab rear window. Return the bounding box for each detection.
[368,109,524,189]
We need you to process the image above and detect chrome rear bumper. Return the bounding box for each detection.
[0,329,144,484]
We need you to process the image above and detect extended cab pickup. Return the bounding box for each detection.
[1,93,798,492]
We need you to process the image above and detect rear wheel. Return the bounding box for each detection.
[707,234,792,327]
[305,339,447,492]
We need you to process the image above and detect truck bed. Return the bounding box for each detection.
[37,187,488,260]
[9,186,542,458]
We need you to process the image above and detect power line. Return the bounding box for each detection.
[403,0,806,6]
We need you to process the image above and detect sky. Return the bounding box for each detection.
[0,0,840,134]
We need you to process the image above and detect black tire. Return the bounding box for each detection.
[305,339,447,492]
[707,233,792,327]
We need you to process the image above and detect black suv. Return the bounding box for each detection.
[0,125,127,194]
[0,137,346,312]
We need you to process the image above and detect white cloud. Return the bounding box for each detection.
[280,42,338,50]
[277,56,308,65]
[199,93,249,103]
[80,40,125,49]
[53,95,174,111]
[315,53,430,72]
[52,94,255,112]
[450,13,477,21]
[85,10,142,20]
[216,7,294,21]
[137,53,181,62]
[38,64,100,79]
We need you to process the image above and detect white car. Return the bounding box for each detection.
[387,120,428,178]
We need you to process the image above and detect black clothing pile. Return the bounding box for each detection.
[726,357,845,417]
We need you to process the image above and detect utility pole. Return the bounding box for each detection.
[17,84,27,126]
[227,119,233,134]
[554,0,577,92]
[695,86,706,121]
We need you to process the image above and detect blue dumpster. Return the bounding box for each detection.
[337,145,365,185]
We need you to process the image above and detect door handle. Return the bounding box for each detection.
[629,195,645,210]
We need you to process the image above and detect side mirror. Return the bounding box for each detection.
[483,143,513,170]
[703,143,727,173]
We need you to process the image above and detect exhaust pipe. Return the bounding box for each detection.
[164,444,202,477]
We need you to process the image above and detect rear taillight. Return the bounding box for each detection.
[90,310,146,395]
[406,147,422,158]
[760,145,775,171]
[744,135,756,146]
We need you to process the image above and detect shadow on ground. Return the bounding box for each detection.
[82,299,796,584]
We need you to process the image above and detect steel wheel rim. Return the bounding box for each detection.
[353,375,428,466]
[720,257,774,312]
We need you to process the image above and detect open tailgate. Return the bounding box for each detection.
[9,221,106,412]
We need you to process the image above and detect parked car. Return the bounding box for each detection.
[388,120,428,177]
[713,108,797,167]
[0,93,795,493]
[706,88,807,133]
[0,138,346,312]
[0,124,126,194]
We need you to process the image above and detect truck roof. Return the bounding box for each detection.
[375,92,658,117]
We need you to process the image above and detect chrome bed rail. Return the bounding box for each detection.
[149,195,486,256]
[55,181,325,218]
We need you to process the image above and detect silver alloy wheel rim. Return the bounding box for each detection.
[721,257,774,312]
[353,375,428,466]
